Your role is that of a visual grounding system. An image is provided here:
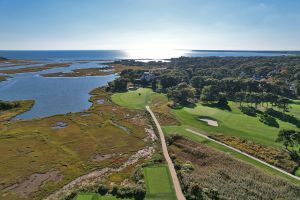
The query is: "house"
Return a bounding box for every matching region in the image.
[141,72,155,82]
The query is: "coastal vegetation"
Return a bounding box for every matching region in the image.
[41,64,143,77]
[0,63,71,74]
[168,136,300,199]
[0,57,8,61]
[0,75,8,81]
[0,88,152,200]
[0,100,34,121]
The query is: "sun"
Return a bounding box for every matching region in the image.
[125,48,187,60]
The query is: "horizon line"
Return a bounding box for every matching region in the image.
[0,49,300,52]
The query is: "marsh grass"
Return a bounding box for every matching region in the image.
[169,137,300,200]
[0,88,149,200]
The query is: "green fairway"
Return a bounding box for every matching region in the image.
[111,88,167,109]
[143,165,177,200]
[171,101,300,148]
[163,125,300,185]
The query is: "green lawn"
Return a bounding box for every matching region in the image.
[111,88,167,109]
[143,165,177,200]
[171,101,300,148]
[75,193,130,200]
[163,125,300,185]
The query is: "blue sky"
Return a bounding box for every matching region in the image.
[0,0,299,50]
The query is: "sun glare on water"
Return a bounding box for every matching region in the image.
[125,49,188,60]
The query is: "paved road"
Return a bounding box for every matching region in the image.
[186,128,300,182]
[146,106,186,200]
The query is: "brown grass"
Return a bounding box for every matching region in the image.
[0,63,70,74]
[169,137,300,200]
[211,134,298,173]
[0,88,150,200]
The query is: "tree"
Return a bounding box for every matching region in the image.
[167,83,195,104]
[235,92,245,106]
[108,78,128,92]
[200,85,219,103]
[97,184,108,195]
[151,79,157,91]
[276,129,300,151]
[276,97,292,112]
[276,129,300,165]
[159,71,187,90]
[217,95,228,108]
[191,76,205,90]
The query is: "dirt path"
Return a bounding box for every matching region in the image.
[146,106,186,200]
[185,128,300,182]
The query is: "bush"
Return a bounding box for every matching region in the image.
[259,114,279,127]
[132,167,144,183]
[133,186,146,200]
[151,152,164,163]
[239,106,257,117]
[116,186,134,198]
[0,101,20,110]
[97,184,108,195]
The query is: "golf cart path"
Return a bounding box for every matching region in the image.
[185,128,300,182]
[146,106,186,200]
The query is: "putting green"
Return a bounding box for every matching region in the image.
[111,88,167,109]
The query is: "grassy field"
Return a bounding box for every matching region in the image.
[143,165,176,200]
[171,101,300,148]
[0,88,149,200]
[112,88,167,110]
[75,193,131,200]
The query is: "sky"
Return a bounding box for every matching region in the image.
[0,0,300,50]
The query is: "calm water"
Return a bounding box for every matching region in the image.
[0,50,297,120]
[0,61,116,119]
[0,50,295,61]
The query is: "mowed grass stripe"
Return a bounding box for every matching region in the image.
[143,165,177,200]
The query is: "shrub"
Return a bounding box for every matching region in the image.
[132,167,144,183]
[116,186,134,198]
[259,114,279,128]
[133,186,146,200]
[151,152,164,163]
[97,184,108,195]
[239,106,257,116]
[0,101,20,110]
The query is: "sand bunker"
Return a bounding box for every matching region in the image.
[199,118,219,127]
